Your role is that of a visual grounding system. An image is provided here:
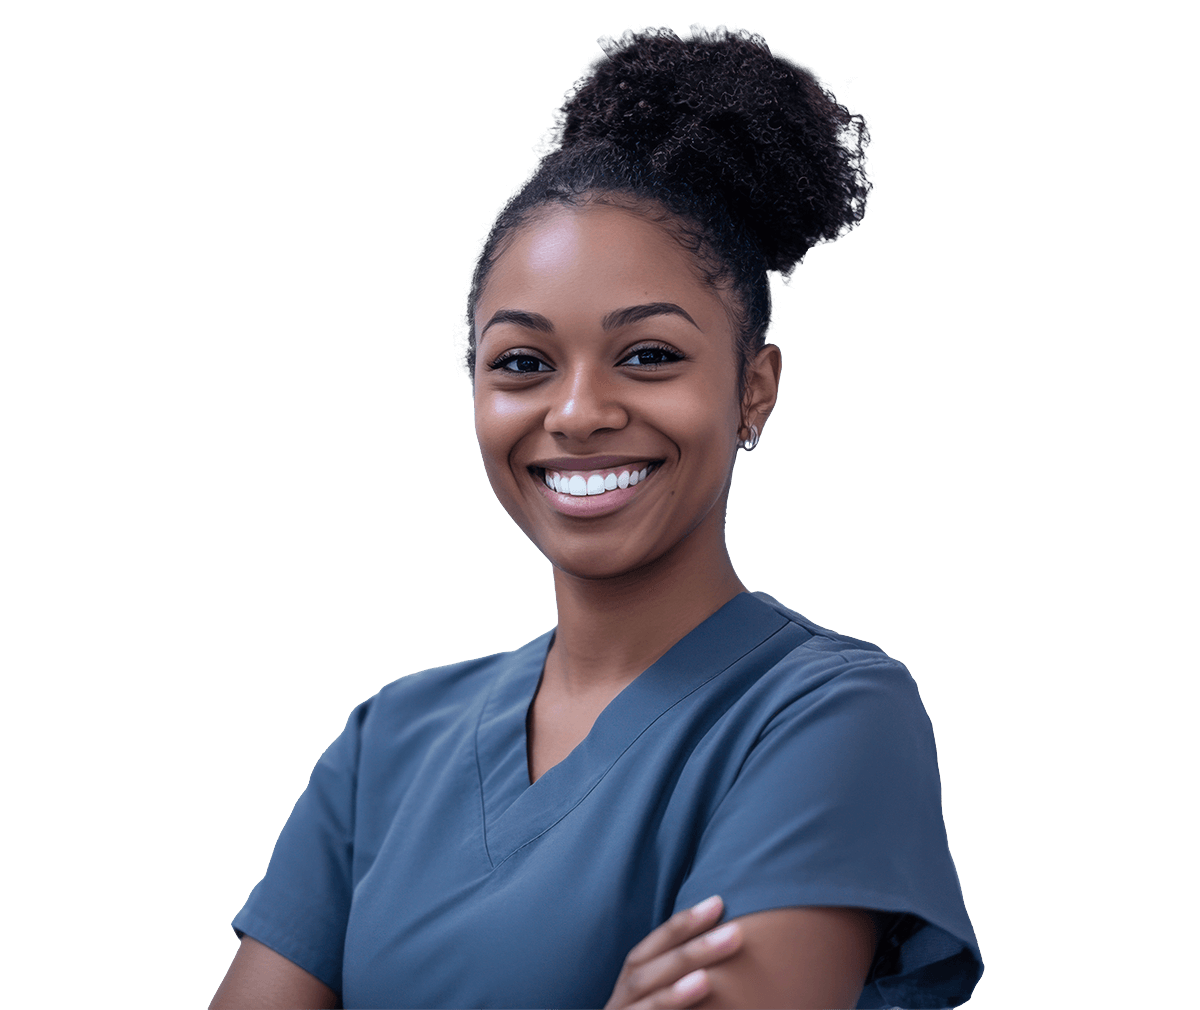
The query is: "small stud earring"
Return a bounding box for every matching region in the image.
[739,424,760,451]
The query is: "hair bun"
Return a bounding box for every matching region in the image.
[558,27,869,272]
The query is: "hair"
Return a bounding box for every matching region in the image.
[466,27,869,383]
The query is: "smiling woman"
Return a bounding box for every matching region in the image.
[212,28,982,1010]
[474,203,767,578]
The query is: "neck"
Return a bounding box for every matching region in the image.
[546,524,746,699]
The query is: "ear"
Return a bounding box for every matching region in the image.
[740,343,782,438]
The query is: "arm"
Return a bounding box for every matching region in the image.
[696,907,876,1010]
[210,936,339,1010]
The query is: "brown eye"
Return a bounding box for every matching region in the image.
[493,354,551,373]
[621,345,683,367]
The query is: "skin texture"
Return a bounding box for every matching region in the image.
[603,899,876,1010]
[210,936,338,1009]
[695,908,877,1009]
[474,203,782,787]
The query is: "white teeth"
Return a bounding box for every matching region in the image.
[543,465,654,496]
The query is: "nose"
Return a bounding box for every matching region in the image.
[544,363,629,442]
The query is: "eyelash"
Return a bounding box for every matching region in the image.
[487,343,685,374]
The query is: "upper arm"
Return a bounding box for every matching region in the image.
[696,907,876,1010]
[210,936,340,1010]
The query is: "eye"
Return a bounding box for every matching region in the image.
[490,352,552,374]
[620,344,684,367]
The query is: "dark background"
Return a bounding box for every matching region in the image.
[194,21,984,998]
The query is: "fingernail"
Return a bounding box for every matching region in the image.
[673,969,707,995]
[705,921,734,945]
[692,895,722,918]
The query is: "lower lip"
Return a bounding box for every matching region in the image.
[533,470,655,518]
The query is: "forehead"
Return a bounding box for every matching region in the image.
[476,203,735,337]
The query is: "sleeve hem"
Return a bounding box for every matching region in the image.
[231,907,342,996]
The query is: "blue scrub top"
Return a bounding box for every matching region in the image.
[234,592,982,1008]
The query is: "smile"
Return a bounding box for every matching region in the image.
[538,463,655,497]
[530,458,667,515]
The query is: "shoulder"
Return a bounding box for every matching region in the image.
[752,591,890,656]
[747,592,925,717]
[360,630,552,729]
[724,593,940,780]
[310,630,552,805]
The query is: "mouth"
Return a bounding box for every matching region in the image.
[532,461,661,497]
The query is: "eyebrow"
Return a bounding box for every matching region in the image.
[479,302,700,339]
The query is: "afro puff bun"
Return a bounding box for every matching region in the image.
[561,28,869,274]
[467,28,869,375]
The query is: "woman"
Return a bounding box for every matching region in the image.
[213,28,981,1009]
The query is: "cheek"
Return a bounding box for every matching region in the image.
[661,375,742,457]
[474,390,535,482]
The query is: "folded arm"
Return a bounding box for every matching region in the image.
[695,906,876,1010]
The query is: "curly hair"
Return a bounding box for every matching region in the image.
[466,27,869,380]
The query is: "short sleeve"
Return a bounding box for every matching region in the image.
[231,699,370,995]
[673,651,982,1009]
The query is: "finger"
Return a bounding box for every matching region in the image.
[622,896,725,967]
[622,920,743,1003]
[619,921,739,1007]
[670,968,711,1006]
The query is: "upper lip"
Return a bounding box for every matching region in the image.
[530,455,660,471]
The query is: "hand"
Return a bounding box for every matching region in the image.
[604,895,743,1009]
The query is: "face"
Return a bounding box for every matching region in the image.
[473,202,761,581]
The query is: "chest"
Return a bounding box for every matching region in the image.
[525,679,624,784]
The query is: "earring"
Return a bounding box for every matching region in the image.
[739,424,760,451]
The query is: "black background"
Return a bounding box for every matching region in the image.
[196,21,984,998]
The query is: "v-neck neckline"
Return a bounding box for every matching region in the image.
[520,662,624,786]
[472,592,790,867]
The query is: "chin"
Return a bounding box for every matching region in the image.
[542,542,656,583]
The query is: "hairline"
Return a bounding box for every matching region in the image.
[469,191,750,386]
